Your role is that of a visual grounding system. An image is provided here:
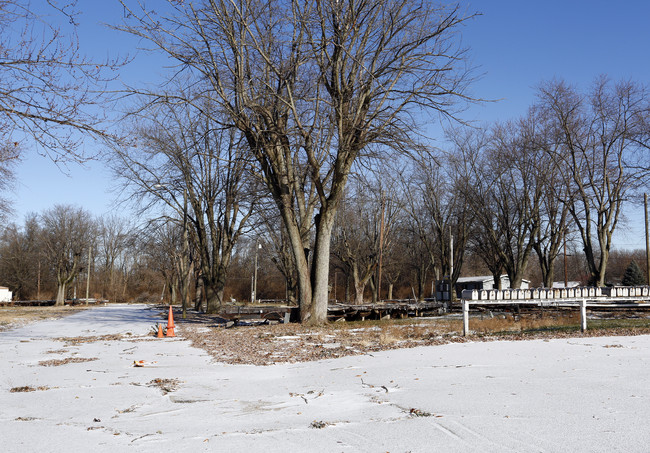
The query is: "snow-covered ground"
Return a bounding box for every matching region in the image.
[1,304,649,452]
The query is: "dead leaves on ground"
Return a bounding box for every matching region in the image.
[38,357,98,367]
[10,385,50,393]
[147,378,181,395]
[183,316,650,366]
[53,334,125,345]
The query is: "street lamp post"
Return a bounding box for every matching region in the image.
[181,186,188,319]
[252,241,261,304]
[85,245,91,305]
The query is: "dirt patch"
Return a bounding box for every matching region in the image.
[147,378,181,395]
[38,357,98,367]
[10,385,50,393]
[54,334,125,345]
[0,306,88,331]
[179,312,650,366]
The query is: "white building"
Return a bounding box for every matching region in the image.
[456,275,530,291]
[436,275,530,301]
[551,281,580,289]
[0,286,12,302]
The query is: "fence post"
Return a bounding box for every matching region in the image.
[580,299,587,332]
[463,300,469,337]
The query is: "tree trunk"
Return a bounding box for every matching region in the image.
[369,277,377,304]
[543,259,555,288]
[387,283,393,301]
[56,283,67,306]
[276,199,313,322]
[306,211,336,324]
[170,278,178,304]
[194,279,204,312]
[354,282,365,305]
[345,273,350,303]
[493,272,502,290]
[597,247,609,287]
[204,259,230,314]
[205,277,225,314]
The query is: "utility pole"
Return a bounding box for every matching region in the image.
[377,192,385,302]
[449,225,454,301]
[564,231,569,288]
[85,246,92,305]
[643,193,650,285]
[449,226,454,280]
[37,261,41,301]
[253,241,261,304]
[182,187,189,319]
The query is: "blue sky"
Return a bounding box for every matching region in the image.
[10,0,650,249]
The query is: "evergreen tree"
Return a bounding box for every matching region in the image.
[621,261,646,286]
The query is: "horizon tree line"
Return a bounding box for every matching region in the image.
[1,1,650,321]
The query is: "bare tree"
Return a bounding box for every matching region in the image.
[113,100,257,313]
[0,139,19,221]
[452,122,542,289]
[331,175,398,305]
[537,77,650,286]
[400,150,473,298]
[40,205,95,305]
[1,1,124,162]
[138,221,185,305]
[96,215,135,302]
[0,215,39,299]
[528,108,572,287]
[118,0,475,324]
[488,120,543,288]
[258,208,300,305]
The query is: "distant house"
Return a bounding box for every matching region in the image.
[451,275,530,299]
[0,286,12,302]
[551,281,580,289]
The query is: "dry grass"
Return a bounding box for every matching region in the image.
[180,309,650,366]
[0,306,88,331]
[38,357,98,367]
[147,378,181,395]
[53,334,125,345]
[10,385,49,393]
[470,311,580,333]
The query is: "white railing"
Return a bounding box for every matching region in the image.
[460,285,650,336]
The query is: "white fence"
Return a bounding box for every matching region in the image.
[460,286,650,337]
[461,286,650,301]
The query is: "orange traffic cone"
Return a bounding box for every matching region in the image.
[156,323,164,338]
[166,306,176,337]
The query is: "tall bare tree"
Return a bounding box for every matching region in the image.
[96,215,135,302]
[537,77,650,286]
[400,151,473,298]
[113,100,257,313]
[1,1,123,162]
[118,0,475,324]
[0,139,19,219]
[138,221,185,305]
[40,205,95,305]
[332,175,398,305]
[452,122,542,289]
[527,107,572,287]
[0,215,39,299]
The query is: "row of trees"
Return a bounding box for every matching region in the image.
[1,191,645,309]
[1,1,649,323]
[0,207,134,304]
